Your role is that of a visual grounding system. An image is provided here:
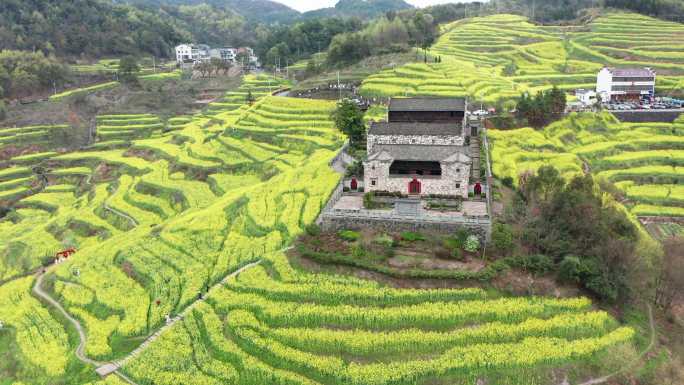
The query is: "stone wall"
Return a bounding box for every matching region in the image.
[367,134,465,153]
[364,159,470,197]
[612,110,683,123]
[388,111,465,124]
[320,214,491,243]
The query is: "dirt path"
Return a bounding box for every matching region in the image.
[573,304,656,385]
[32,271,105,367]
[100,260,263,376]
[103,193,138,228]
[32,258,264,380]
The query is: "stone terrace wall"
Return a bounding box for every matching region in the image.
[320,212,491,243]
[612,110,683,123]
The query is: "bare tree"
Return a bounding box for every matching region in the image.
[655,237,684,311]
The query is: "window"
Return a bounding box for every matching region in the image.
[371,165,375,170]
[455,183,460,189]
[456,168,461,173]
[371,179,377,186]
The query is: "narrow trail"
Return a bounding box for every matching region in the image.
[573,304,656,385]
[108,260,262,373]
[32,271,105,367]
[31,258,264,380]
[103,193,139,228]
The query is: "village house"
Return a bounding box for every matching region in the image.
[363,98,474,198]
[175,44,259,67]
[597,67,656,102]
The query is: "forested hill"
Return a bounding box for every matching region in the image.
[303,0,413,19]
[126,0,302,24]
[0,0,185,58]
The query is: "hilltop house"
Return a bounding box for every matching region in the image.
[363,98,473,198]
[597,67,656,102]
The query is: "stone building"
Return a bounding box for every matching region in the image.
[364,98,472,198]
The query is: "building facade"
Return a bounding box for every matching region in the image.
[597,67,656,102]
[210,47,237,62]
[175,44,211,64]
[364,98,472,198]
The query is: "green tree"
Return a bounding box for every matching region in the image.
[0,100,6,121]
[118,56,140,84]
[331,99,365,149]
[491,222,514,255]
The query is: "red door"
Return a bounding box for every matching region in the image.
[474,182,482,195]
[409,178,421,194]
[350,178,358,190]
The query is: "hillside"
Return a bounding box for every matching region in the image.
[304,0,413,19]
[127,0,302,24]
[361,12,684,103]
[2,7,684,385]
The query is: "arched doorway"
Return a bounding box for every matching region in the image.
[350,178,358,190]
[409,178,421,194]
[474,182,482,195]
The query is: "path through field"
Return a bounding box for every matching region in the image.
[32,258,267,379]
[574,304,656,385]
[32,271,105,367]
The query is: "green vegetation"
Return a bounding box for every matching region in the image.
[0,50,69,99]
[361,13,684,104]
[489,112,684,217]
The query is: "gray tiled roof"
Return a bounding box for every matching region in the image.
[389,97,466,112]
[369,122,462,136]
[372,144,469,162]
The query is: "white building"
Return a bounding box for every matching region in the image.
[596,67,656,102]
[210,47,237,62]
[175,44,211,64]
[575,89,597,106]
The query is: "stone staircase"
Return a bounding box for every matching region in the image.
[470,135,481,181]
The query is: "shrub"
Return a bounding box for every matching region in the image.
[558,255,586,283]
[508,254,554,275]
[373,234,394,247]
[464,235,480,253]
[351,243,367,257]
[338,230,360,242]
[0,100,6,121]
[363,192,377,209]
[502,176,514,188]
[305,223,321,237]
[400,231,425,242]
[452,247,465,261]
[454,228,469,245]
[491,222,514,255]
[443,237,462,251]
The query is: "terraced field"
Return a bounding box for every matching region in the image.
[121,254,634,385]
[1,68,635,384]
[489,112,684,218]
[361,13,684,104]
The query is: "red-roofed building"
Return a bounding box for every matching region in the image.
[597,67,656,102]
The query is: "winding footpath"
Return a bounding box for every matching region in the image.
[31,259,263,381]
[32,272,105,367]
[574,304,656,385]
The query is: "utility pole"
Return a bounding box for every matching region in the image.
[337,71,341,101]
[152,56,156,73]
[531,0,536,22]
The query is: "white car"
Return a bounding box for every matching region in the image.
[472,109,488,116]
